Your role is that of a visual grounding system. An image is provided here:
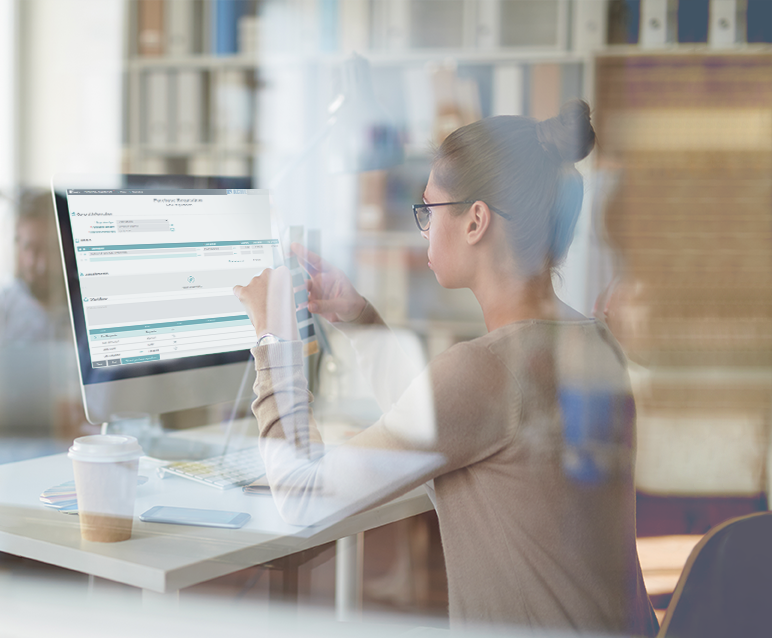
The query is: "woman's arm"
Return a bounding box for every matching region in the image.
[252,338,519,528]
[235,262,519,527]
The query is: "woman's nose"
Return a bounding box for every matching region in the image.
[420,229,429,241]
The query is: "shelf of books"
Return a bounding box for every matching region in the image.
[123,0,262,176]
[122,0,607,175]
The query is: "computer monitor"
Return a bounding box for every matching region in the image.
[52,174,277,426]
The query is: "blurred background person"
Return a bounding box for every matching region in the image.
[0,188,82,457]
[0,188,67,344]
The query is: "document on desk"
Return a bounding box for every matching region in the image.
[39,476,149,515]
[242,475,271,495]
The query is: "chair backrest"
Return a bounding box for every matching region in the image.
[658,511,772,638]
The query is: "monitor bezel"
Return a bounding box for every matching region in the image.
[53,173,259,387]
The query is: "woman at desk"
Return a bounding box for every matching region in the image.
[234,99,658,636]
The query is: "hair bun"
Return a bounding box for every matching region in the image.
[535,99,596,164]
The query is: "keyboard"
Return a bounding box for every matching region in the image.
[159,446,266,490]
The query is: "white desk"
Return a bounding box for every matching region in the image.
[0,451,433,615]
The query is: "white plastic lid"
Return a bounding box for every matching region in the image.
[68,434,143,463]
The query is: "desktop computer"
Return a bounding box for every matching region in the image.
[52,174,273,426]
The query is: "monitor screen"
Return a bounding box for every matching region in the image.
[53,174,276,423]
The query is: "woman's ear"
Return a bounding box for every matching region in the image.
[465,201,491,245]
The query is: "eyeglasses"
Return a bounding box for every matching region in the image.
[412,200,510,232]
[412,201,474,232]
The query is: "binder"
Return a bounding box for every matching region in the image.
[572,0,608,52]
[371,0,408,50]
[492,65,524,117]
[340,0,370,53]
[238,14,260,55]
[138,0,164,56]
[475,0,500,49]
[640,0,668,47]
[175,70,203,147]
[166,0,195,56]
[214,69,252,145]
[319,0,339,52]
[709,0,737,48]
[746,0,772,43]
[677,0,709,42]
[145,69,170,147]
[530,64,562,121]
[212,0,250,55]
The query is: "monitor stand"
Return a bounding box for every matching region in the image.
[141,435,220,461]
[101,415,222,462]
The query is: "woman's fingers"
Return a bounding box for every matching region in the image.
[290,242,326,276]
[307,297,346,316]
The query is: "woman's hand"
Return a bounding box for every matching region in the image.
[233,266,299,342]
[291,243,366,323]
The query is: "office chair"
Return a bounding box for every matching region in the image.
[657,511,772,638]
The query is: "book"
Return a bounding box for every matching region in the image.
[607,0,642,45]
[492,65,524,116]
[475,0,500,49]
[137,0,164,56]
[409,0,464,49]
[144,69,170,147]
[529,64,561,121]
[212,0,250,55]
[746,0,772,43]
[640,0,669,48]
[166,0,195,56]
[677,0,709,43]
[370,0,408,50]
[340,0,369,53]
[238,13,260,55]
[319,0,340,52]
[709,0,738,48]
[499,0,561,48]
[214,68,253,145]
[404,65,434,149]
[572,0,608,52]
[175,70,204,146]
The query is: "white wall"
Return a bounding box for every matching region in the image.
[18,0,124,187]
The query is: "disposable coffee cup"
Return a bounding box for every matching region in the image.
[68,435,143,542]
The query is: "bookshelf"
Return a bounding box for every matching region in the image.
[121,0,606,174]
[120,1,608,348]
[120,1,772,348]
[123,0,261,176]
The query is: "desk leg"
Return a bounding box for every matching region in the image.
[335,532,364,621]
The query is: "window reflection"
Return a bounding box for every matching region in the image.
[1,1,770,634]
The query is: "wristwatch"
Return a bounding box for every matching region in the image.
[257,333,286,347]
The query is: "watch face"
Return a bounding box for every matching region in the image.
[258,333,281,346]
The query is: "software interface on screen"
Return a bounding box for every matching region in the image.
[66,188,277,370]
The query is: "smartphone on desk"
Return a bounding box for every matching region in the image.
[140,506,250,529]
